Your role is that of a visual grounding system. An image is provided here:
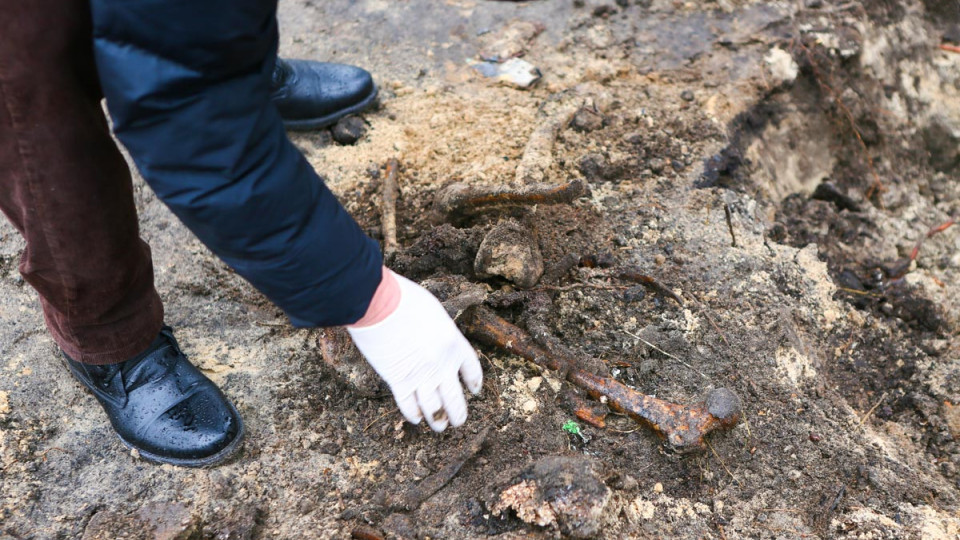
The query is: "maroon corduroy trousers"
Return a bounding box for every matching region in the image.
[0,0,164,365]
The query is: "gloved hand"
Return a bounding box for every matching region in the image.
[347,271,483,431]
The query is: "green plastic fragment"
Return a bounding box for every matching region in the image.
[562,420,581,436]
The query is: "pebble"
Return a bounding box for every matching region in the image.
[648,157,667,174]
[653,482,663,493]
[680,90,695,102]
[570,106,605,132]
[332,116,366,145]
[578,153,607,180]
[474,219,544,288]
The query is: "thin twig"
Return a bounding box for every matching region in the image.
[617,270,685,306]
[362,409,394,433]
[859,391,887,425]
[706,439,742,487]
[534,282,628,292]
[837,287,880,297]
[795,39,885,200]
[386,426,491,511]
[723,204,738,248]
[623,330,709,380]
[908,216,956,262]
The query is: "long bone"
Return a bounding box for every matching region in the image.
[459,306,741,452]
[433,179,587,221]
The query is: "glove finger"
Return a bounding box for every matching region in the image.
[395,392,423,425]
[457,343,484,395]
[417,387,449,432]
[439,377,468,427]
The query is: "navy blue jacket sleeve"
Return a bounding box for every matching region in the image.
[89,0,382,327]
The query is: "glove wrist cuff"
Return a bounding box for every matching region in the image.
[348,266,401,328]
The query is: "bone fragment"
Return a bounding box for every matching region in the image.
[460,306,741,452]
[516,106,577,184]
[382,158,401,260]
[433,179,587,221]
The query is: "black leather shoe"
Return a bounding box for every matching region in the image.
[64,327,243,468]
[271,58,379,131]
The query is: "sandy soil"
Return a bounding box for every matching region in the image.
[2,0,960,538]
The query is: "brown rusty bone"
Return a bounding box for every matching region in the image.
[433,178,588,221]
[460,306,741,452]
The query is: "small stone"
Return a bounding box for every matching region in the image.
[653,482,663,493]
[648,157,667,174]
[680,90,695,102]
[297,498,316,515]
[332,116,367,145]
[474,219,545,288]
[764,47,799,86]
[623,132,644,145]
[592,5,617,17]
[811,181,861,212]
[614,474,639,491]
[835,269,865,291]
[570,106,605,132]
[578,153,607,180]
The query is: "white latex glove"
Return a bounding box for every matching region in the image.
[347,271,483,431]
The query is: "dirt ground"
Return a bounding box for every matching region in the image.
[3,0,960,538]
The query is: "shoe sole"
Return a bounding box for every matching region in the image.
[282,85,379,131]
[115,400,246,468]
